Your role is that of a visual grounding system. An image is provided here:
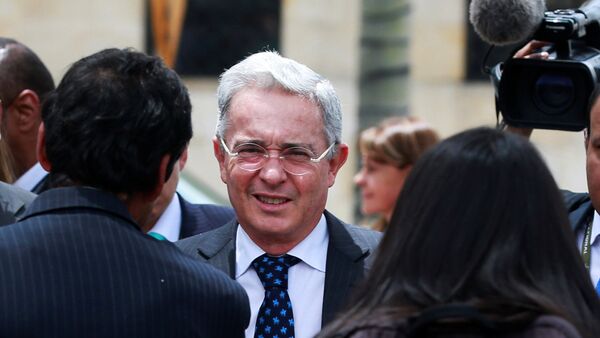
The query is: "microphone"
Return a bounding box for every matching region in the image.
[469,0,546,45]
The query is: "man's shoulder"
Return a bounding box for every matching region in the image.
[176,220,236,257]
[178,194,235,238]
[0,182,35,204]
[561,190,591,211]
[561,190,593,231]
[0,182,36,212]
[325,210,382,251]
[339,222,382,247]
[0,182,36,225]
[179,195,235,220]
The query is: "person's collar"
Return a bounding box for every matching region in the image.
[148,194,182,242]
[287,214,328,272]
[14,162,47,191]
[235,214,329,278]
[592,210,600,245]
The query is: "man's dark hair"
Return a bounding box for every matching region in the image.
[0,37,55,106]
[42,48,192,195]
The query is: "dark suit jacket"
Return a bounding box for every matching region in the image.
[562,190,593,232]
[176,210,381,326]
[0,181,35,226]
[0,187,249,338]
[178,193,235,239]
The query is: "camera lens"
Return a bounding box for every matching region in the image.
[533,74,575,115]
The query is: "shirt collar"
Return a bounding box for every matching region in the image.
[14,162,48,191]
[592,210,600,245]
[148,194,182,242]
[235,213,329,278]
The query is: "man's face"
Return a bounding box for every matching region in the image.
[215,86,347,253]
[141,149,187,232]
[587,99,600,211]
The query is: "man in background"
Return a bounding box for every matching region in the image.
[0,37,54,191]
[0,88,35,225]
[510,42,600,294]
[0,48,249,336]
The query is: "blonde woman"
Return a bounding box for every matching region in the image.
[354,116,439,231]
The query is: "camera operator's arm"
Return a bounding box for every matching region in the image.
[504,40,551,139]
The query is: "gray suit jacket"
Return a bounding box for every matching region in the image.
[176,210,381,326]
[0,181,36,226]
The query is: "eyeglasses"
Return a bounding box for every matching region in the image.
[219,138,336,176]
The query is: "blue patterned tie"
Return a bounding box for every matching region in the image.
[252,254,300,338]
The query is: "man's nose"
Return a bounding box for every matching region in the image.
[258,155,287,184]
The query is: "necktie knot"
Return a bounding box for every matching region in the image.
[252,254,300,290]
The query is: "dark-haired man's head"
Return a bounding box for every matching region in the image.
[38,48,192,224]
[0,37,54,178]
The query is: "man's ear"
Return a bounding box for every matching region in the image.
[145,154,170,202]
[37,122,51,171]
[11,90,41,132]
[327,143,349,188]
[178,146,189,171]
[213,137,228,184]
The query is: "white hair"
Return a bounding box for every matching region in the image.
[215,51,342,154]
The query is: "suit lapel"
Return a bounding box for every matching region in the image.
[194,219,238,278]
[187,210,374,324]
[321,211,372,325]
[569,200,594,232]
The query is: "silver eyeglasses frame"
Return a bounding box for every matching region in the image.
[219,137,336,175]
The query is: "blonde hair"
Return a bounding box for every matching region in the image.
[0,139,16,183]
[359,116,439,168]
[358,116,439,231]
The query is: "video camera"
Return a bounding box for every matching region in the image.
[491,1,600,131]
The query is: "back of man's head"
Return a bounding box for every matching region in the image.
[0,37,54,107]
[41,48,192,195]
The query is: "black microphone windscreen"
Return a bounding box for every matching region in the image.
[469,0,546,45]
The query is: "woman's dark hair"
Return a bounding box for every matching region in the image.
[41,48,192,195]
[320,127,600,337]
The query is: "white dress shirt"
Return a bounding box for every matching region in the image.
[577,210,600,288]
[236,214,329,338]
[14,162,47,192]
[148,195,182,242]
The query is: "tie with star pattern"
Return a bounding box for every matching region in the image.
[252,254,300,338]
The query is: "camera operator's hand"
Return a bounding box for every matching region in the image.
[513,40,551,60]
[503,40,552,139]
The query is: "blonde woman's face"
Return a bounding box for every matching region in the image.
[354,155,411,221]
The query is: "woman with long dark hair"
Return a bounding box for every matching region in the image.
[319,127,600,338]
